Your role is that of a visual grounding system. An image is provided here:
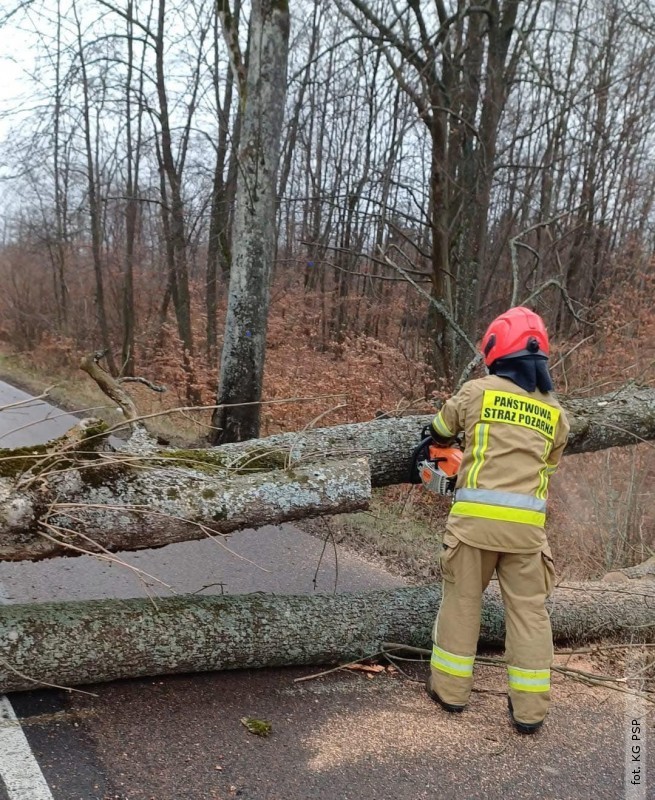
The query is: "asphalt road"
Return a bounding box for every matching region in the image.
[0,380,649,799]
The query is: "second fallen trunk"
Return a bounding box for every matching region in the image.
[1,580,652,693]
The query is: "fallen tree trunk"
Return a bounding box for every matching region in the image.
[1,382,654,560]
[0,457,370,561]
[603,555,655,582]
[1,580,653,693]
[213,383,655,486]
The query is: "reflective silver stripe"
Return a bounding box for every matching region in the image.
[508,674,550,689]
[431,645,475,678]
[507,665,551,693]
[455,488,546,513]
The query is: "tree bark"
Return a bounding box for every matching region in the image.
[120,0,143,377]
[1,580,652,694]
[212,383,655,487]
[211,0,290,444]
[205,0,239,359]
[0,457,370,562]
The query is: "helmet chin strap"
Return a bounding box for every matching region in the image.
[489,355,554,393]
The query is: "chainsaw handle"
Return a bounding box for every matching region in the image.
[424,422,465,448]
[408,435,434,484]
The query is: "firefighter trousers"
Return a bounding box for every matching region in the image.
[428,533,555,726]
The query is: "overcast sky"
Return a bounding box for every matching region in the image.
[0,12,41,188]
[0,23,30,225]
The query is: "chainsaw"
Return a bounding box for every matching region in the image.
[410,426,463,496]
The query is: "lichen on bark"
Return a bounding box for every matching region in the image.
[1,579,652,693]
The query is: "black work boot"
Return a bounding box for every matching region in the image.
[508,698,543,734]
[425,678,466,713]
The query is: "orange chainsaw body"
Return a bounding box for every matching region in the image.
[426,444,462,477]
[418,445,463,495]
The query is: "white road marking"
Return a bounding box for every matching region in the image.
[0,388,62,799]
[0,585,55,800]
[0,697,55,800]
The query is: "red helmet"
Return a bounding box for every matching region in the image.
[480,306,549,367]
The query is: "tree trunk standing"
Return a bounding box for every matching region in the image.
[52,0,69,330]
[206,0,242,358]
[560,7,617,337]
[277,0,320,206]
[339,1,541,382]
[121,0,141,376]
[74,1,117,375]
[451,1,523,376]
[1,579,652,694]
[211,0,290,444]
[153,0,201,402]
[155,134,177,330]
[448,8,486,375]
[333,44,377,341]
[427,109,453,376]
[205,0,237,359]
[364,84,405,339]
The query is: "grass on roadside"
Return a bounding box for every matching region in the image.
[0,352,211,446]
[300,486,451,584]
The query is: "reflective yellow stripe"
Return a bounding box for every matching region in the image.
[432,412,453,438]
[450,501,545,527]
[466,423,490,489]
[431,645,474,678]
[508,666,551,693]
[536,439,552,500]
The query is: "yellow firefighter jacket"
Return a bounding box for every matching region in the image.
[432,374,570,553]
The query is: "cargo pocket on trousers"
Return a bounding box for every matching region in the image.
[439,533,460,584]
[541,546,556,598]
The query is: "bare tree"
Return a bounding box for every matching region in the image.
[210,0,290,443]
[73,0,118,374]
[205,0,241,359]
[334,1,543,378]
[51,0,70,329]
[2,0,655,401]
[153,0,207,398]
[120,0,146,375]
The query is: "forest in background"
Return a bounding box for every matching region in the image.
[1,0,654,576]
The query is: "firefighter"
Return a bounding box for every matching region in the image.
[425,306,570,733]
